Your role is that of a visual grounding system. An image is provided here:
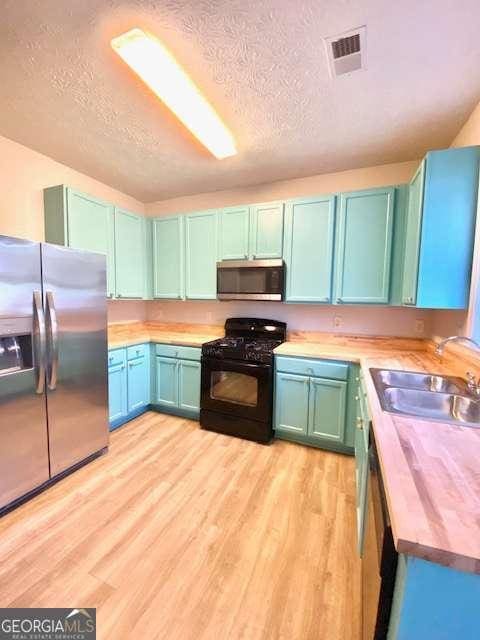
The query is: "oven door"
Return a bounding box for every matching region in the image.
[201,356,273,422]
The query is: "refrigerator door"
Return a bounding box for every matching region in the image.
[41,242,109,476]
[0,235,50,509]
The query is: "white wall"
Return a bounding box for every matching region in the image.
[144,160,418,216]
[0,134,145,242]
[146,300,431,337]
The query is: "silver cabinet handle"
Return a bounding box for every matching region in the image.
[46,291,59,391]
[33,291,46,395]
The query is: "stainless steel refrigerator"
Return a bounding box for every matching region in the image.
[0,235,109,511]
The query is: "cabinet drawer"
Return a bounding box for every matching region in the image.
[127,343,147,361]
[275,356,348,381]
[155,343,201,361]
[108,348,126,368]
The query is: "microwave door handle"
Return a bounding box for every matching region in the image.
[46,291,59,391]
[33,291,46,394]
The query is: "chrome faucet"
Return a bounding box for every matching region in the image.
[435,336,480,396]
[434,335,480,357]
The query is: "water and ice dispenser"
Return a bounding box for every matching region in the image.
[0,320,33,377]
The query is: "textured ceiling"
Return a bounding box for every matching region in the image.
[1,0,480,202]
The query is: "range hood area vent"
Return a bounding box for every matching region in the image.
[325,26,366,77]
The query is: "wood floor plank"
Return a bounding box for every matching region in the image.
[0,412,360,639]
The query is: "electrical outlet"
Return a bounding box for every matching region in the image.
[414,319,425,334]
[333,316,343,329]
[206,311,213,322]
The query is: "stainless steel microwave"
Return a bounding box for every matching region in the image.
[216,259,285,301]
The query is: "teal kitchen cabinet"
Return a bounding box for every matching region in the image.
[152,215,184,299]
[335,187,395,304]
[218,206,250,260]
[178,360,201,412]
[249,202,284,259]
[402,162,425,306]
[274,356,353,453]
[114,208,146,299]
[355,372,370,556]
[44,186,116,297]
[153,344,201,417]
[218,201,284,261]
[108,352,128,426]
[185,210,218,299]
[155,357,178,408]
[401,146,480,309]
[284,195,336,302]
[108,344,150,430]
[127,345,150,413]
[274,373,310,435]
[309,378,347,443]
[387,555,480,640]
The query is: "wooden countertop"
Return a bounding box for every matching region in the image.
[108,323,480,573]
[108,322,223,349]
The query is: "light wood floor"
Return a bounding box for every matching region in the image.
[0,412,360,639]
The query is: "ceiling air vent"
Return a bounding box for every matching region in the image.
[324,26,366,77]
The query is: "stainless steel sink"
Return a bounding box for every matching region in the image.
[382,387,480,427]
[373,369,467,394]
[370,368,480,428]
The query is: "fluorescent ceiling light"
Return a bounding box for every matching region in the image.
[111,28,237,159]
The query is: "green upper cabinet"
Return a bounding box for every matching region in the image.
[185,210,218,299]
[114,208,146,299]
[335,187,395,304]
[152,215,184,299]
[218,201,284,261]
[401,147,480,309]
[249,202,284,259]
[218,206,250,260]
[284,195,336,303]
[44,186,115,297]
[402,162,425,305]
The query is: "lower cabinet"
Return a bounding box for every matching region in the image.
[108,344,150,430]
[153,344,201,416]
[108,357,128,424]
[274,356,354,453]
[355,372,370,556]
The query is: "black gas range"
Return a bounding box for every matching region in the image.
[200,318,287,443]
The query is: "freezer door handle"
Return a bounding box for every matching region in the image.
[46,291,59,391]
[33,290,46,394]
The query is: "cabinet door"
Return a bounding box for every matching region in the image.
[66,189,115,298]
[218,206,250,260]
[127,357,149,413]
[308,378,347,443]
[249,202,284,259]
[108,362,128,422]
[402,161,425,305]
[153,216,184,299]
[178,359,201,412]
[185,211,218,299]
[155,357,178,407]
[335,188,395,304]
[284,196,336,302]
[274,373,309,436]
[354,419,369,555]
[114,208,146,299]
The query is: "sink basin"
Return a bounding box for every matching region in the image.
[382,387,480,427]
[373,369,467,394]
